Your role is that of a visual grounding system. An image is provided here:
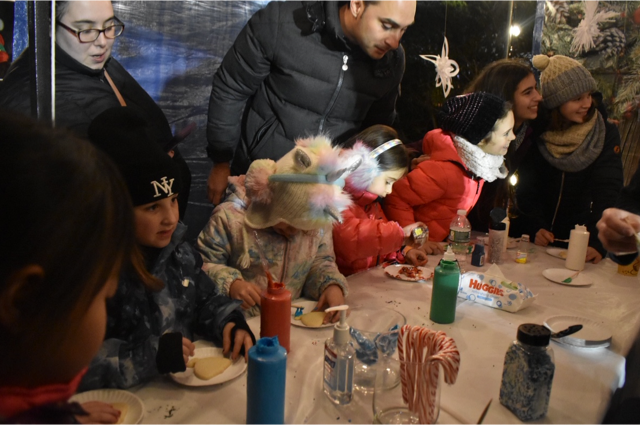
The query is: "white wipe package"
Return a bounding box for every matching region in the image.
[458,264,536,313]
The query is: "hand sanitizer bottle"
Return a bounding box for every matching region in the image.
[323,305,355,405]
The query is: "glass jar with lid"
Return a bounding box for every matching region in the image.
[499,324,555,421]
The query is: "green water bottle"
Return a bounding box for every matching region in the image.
[430,246,461,324]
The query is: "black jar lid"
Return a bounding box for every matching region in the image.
[517,324,551,346]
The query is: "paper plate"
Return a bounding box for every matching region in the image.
[291,299,332,328]
[384,264,434,282]
[542,268,593,286]
[544,315,612,348]
[70,389,144,424]
[171,347,247,386]
[546,248,568,259]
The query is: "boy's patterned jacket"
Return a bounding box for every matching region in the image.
[79,223,245,390]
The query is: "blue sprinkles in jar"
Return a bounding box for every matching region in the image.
[499,324,555,421]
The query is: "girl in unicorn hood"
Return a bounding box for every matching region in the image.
[197,135,351,323]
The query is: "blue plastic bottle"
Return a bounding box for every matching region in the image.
[246,336,287,424]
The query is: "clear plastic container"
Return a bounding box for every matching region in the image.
[449,209,471,263]
[373,358,443,424]
[515,234,530,264]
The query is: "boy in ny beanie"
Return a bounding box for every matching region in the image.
[197,135,352,322]
[384,92,516,242]
[80,107,255,392]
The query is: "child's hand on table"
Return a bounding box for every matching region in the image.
[422,241,444,255]
[230,279,262,309]
[405,248,428,266]
[182,337,195,365]
[315,284,345,324]
[223,322,254,362]
[76,401,121,424]
[586,247,602,264]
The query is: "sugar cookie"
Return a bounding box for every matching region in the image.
[186,357,198,368]
[300,311,326,327]
[193,357,232,380]
[111,402,129,425]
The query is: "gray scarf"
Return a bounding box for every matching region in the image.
[453,136,508,182]
[538,111,606,172]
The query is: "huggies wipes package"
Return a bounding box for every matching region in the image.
[458,264,536,312]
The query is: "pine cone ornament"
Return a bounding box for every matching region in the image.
[546,1,570,24]
[594,27,625,57]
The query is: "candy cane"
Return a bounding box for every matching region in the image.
[398,325,410,404]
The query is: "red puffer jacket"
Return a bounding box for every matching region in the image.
[333,181,404,276]
[383,129,484,242]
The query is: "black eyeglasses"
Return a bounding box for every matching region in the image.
[57,19,125,43]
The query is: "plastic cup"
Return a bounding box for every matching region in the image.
[348,308,406,392]
[373,358,442,424]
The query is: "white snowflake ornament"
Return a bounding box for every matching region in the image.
[570,0,618,55]
[420,37,460,98]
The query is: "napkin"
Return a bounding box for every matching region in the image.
[458,264,536,313]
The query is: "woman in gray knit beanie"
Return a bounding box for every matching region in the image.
[511,54,624,264]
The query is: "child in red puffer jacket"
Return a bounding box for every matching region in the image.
[333,125,432,276]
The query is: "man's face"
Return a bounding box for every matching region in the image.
[350,1,416,60]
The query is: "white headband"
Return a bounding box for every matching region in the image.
[368,139,402,159]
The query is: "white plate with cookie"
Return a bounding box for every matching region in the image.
[70,389,144,424]
[171,347,247,387]
[546,248,568,259]
[291,299,332,328]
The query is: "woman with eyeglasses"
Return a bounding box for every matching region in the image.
[0,0,191,218]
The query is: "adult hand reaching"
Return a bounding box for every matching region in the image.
[207,162,231,204]
[585,247,602,264]
[597,208,640,253]
[535,229,554,246]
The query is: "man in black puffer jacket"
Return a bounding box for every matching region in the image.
[206,0,416,204]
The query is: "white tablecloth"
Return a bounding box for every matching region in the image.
[130,247,640,424]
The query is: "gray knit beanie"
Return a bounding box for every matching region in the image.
[532,54,597,109]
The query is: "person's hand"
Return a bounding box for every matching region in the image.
[222,322,254,362]
[535,229,554,246]
[421,241,445,255]
[76,401,121,424]
[168,150,175,158]
[315,284,345,324]
[405,248,428,266]
[586,247,603,264]
[229,279,262,309]
[182,337,195,366]
[207,162,231,205]
[410,154,430,170]
[402,222,427,246]
[597,208,640,253]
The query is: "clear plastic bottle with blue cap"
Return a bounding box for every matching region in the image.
[323,305,355,405]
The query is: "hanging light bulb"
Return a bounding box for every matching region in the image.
[510,25,521,37]
[509,174,518,186]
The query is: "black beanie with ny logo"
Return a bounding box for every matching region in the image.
[88,107,182,206]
